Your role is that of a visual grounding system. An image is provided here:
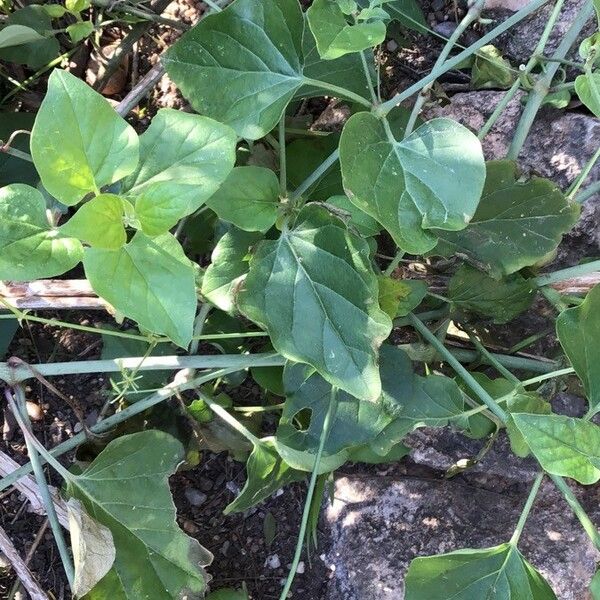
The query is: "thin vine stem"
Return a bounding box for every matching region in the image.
[302,77,372,108]
[7,387,75,588]
[509,472,544,546]
[279,387,338,600]
[0,367,241,492]
[359,50,378,104]
[383,250,404,276]
[279,116,288,198]
[568,146,600,199]
[464,326,520,384]
[534,259,600,287]
[521,367,575,387]
[289,148,339,201]
[576,180,600,203]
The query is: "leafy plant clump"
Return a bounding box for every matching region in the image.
[1,0,600,598]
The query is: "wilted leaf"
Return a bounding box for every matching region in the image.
[471,45,516,89]
[340,113,485,253]
[238,204,391,402]
[378,276,427,318]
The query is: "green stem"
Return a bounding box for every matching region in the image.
[196,390,260,445]
[465,327,520,384]
[535,56,585,70]
[383,250,404,276]
[279,115,287,197]
[359,50,378,104]
[378,0,552,115]
[567,147,600,199]
[0,145,32,162]
[508,2,594,159]
[8,387,74,588]
[189,303,212,355]
[289,148,339,201]
[509,472,544,546]
[202,0,222,11]
[302,77,372,108]
[404,0,484,138]
[409,313,509,421]
[0,367,239,492]
[534,259,600,287]
[478,0,566,139]
[575,180,600,204]
[279,387,338,600]
[521,367,575,387]
[0,353,284,384]
[91,0,189,29]
[550,474,600,550]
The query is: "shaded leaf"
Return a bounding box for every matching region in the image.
[202,229,262,313]
[121,109,236,236]
[512,413,600,484]
[60,194,126,249]
[67,498,116,598]
[31,70,138,206]
[404,543,556,600]
[238,204,391,401]
[225,438,304,513]
[378,276,427,318]
[379,0,427,33]
[0,24,43,47]
[448,265,535,324]
[576,72,600,118]
[556,284,600,414]
[67,431,212,599]
[471,45,516,89]
[307,0,385,60]
[340,113,485,253]
[436,161,579,278]
[84,232,196,347]
[326,194,381,237]
[205,166,279,232]
[207,588,250,600]
[0,113,38,187]
[164,0,304,139]
[0,184,83,281]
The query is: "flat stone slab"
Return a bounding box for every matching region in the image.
[324,475,600,599]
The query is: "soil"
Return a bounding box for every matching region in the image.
[0,0,596,599]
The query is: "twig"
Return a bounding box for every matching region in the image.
[115,62,165,116]
[0,525,49,600]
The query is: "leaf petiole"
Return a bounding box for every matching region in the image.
[509,472,544,546]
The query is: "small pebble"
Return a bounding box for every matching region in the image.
[386,40,399,52]
[265,554,281,569]
[184,488,208,507]
[297,561,305,574]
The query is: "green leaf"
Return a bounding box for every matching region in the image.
[202,229,261,313]
[0,184,83,281]
[512,413,600,485]
[31,70,139,207]
[164,0,305,139]
[556,284,600,414]
[300,23,373,100]
[205,166,279,232]
[0,24,44,47]
[224,437,304,513]
[66,431,212,599]
[0,6,59,68]
[287,134,343,201]
[327,194,381,237]
[0,113,38,187]
[404,543,557,600]
[448,265,535,324]
[378,276,427,318]
[66,21,94,43]
[505,391,551,458]
[340,113,485,253]
[307,0,385,60]
[121,109,236,236]
[238,204,391,401]
[435,161,580,278]
[83,232,196,347]
[591,568,600,600]
[207,589,250,600]
[60,194,126,249]
[383,0,427,33]
[471,45,516,89]
[576,72,600,118]
[43,5,68,17]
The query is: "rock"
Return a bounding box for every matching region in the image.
[487,0,595,65]
[324,475,600,600]
[425,90,600,262]
[484,0,529,9]
[184,488,208,507]
[265,554,281,569]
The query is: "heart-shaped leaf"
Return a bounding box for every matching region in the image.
[164,0,305,139]
[556,284,600,415]
[0,184,83,281]
[405,543,556,600]
[575,72,600,118]
[121,109,236,236]
[66,431,212,599]
[436,161,580,278]
[512,413,600,485]
[238,204,391,401]
[31,70,138,206]
[83,232,196,347]
[340,113,485,253]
